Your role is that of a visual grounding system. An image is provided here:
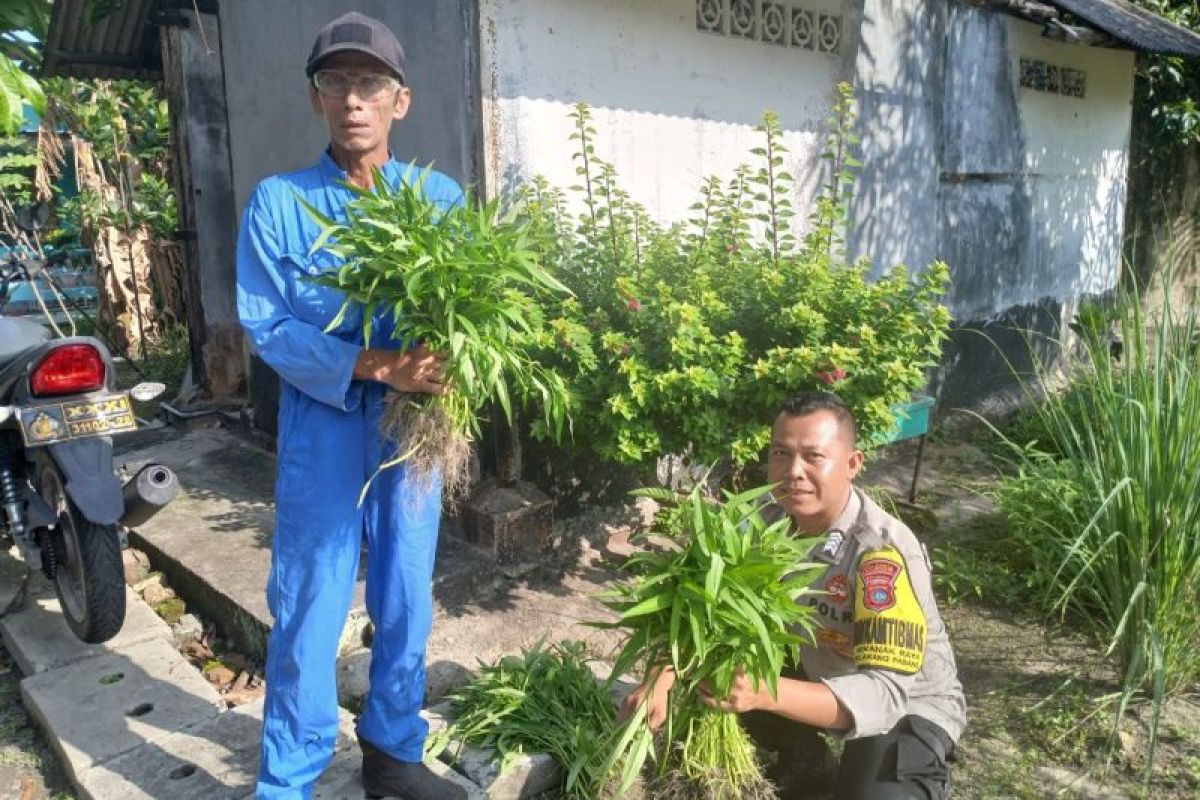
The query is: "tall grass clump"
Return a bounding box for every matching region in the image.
[988,287,1200,767]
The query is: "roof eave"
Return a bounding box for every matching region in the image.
[41,0,162,80]
[982,0,1200,57]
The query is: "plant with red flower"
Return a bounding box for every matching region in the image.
[815,366,848,385]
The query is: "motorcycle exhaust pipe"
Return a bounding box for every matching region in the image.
[119,463,180,529]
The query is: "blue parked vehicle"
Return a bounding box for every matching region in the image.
[1,245,99,320]
[1,275,99,318]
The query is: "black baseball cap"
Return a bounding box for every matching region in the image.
[305,11,406,84]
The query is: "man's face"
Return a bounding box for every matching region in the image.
[766,410,864,534]
[308,51,410,158]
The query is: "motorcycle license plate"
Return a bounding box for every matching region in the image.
[18,394,137,447]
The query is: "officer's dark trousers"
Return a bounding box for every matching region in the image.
[741,709,955,800]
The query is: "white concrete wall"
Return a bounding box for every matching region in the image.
[1009,17,1134,311]
[849,0,945,275]
[479,0,851,223]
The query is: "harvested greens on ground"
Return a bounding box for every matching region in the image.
[424,640,617,800]
[594,484,825,799]
[302,168,573,499]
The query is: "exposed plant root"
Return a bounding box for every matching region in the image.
[638,711,777,800]
[381,393,472,505]
[646,767,777,800]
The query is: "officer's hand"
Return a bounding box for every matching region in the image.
[355,344,449,395]
[698,668,771,714]
[617,666,674,731]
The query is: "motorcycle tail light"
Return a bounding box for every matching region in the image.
[30,344,106,397]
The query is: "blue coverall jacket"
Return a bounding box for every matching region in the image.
[236,151,463,799]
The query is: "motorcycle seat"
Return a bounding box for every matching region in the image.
[0,318,51,367]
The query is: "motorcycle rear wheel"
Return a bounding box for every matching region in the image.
[38,462,125,644]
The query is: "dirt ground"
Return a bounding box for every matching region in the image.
[865,433,1200,800]
[0,642,74,800]
[428,429,1200,799]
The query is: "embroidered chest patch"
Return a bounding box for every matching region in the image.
[825,573,849,605]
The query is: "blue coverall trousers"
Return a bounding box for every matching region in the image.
[258,383,442,796]
[235,153,465,798]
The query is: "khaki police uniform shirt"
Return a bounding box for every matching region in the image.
[777,487,967,742]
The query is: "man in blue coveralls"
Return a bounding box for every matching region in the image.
[236,12,468,800]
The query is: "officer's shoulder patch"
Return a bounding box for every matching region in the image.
[852,547,927,674]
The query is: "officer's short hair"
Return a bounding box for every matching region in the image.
[779,391,858,447]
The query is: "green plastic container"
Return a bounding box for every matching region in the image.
[875,395,935,445]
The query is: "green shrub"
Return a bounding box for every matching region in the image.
[519,84,951,471]
[137,323,190,389]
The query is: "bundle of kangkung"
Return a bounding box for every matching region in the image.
[593,484,824,799]
[302,168,572,500]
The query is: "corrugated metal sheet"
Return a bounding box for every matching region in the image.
[1048,0,1200,56]
[42,0,160,79]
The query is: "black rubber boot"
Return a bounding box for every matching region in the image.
[359,736,468,800]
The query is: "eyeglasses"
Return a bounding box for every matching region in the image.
[312,69,402,100]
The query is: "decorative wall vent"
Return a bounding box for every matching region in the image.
[1020,57,1087,99]
[698,0,842,54]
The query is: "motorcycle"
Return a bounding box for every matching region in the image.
[0,240,179,644]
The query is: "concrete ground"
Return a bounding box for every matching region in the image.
[0,422,987,800]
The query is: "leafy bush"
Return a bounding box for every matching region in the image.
[988,290,1200,768]
[46,78,176,237]
[519,84,951,471]
[1132,0,1200,147]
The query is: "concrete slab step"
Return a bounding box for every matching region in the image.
[75,700,266,800]
[20,636,224,784]
[427,697,568,799]
[75,698,486,800]
[0,571,172,675]
[115,429,496,662]
[446,745,561,800]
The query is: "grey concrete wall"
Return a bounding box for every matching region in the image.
[935,7,1134,408]
[219,0,479,434]
[220,0,479,214]
[938,4,1031,323]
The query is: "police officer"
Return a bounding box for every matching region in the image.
[622,392,966,799]
[237,12,467,800]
